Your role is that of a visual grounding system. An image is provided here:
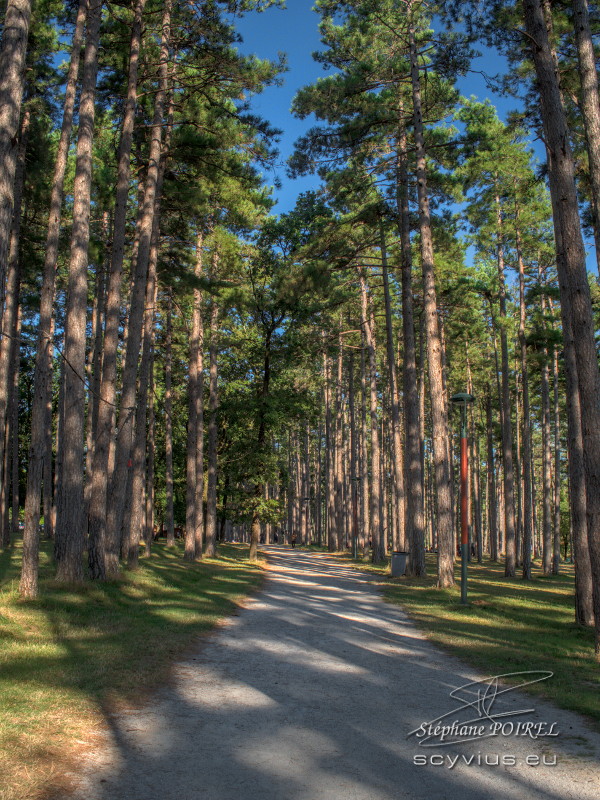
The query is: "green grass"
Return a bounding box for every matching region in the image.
[0,537,264,800]
[343,553,600,726]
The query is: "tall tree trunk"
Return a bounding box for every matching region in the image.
[126,208,158,568]
[87,0,144,580]
[540,307,553,576]
[52,357,65,550]
[84,226,107,519]
[108,0,171,558]
[185,230,205,561]
[125,103,172,562]
[204,251,219,558]
[563,307,594,624]
[165,294,176,547]
[473,422,483,562]
[304,424,311,543]
[0,108,27,548]
[2,303,21,549]
[316,421,323,546]
[360,272,383,563]
[287,430,294,544]
[516,223,534,579]
[334,330,344,550]
[495,195,517,577]
[541,354,553,573]
[571,0,600,277]
[0,0,32,301]
[515,368,523,567]
[54,0,103,584]
[525,0,600,653]
[409,21,453,586]
[380,223,406,553]
[323,349,335,552]
[418,317,427,542]
[20,0,86,593]
[7,305,21,542]
[396,132,425,576]
[249,325,274,561]
[359,336,370,555]
[42,313,54,542]
[348,350,358,555]
[144,324,156,558]
[552,343,561,574]
[486,390,499,562]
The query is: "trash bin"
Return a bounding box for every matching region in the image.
[391,551,408,577]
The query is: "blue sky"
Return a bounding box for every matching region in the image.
[233,2,326,212]
[231,3,595,276]
[233,3,523,215]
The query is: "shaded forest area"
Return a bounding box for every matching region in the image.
[1,0,600,655]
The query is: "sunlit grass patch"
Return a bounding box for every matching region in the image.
[344,552,599,726]
[0,538,264,800]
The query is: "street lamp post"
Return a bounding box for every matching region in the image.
[451,392,475,605]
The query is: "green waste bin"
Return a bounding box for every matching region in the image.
[391,551,408,577]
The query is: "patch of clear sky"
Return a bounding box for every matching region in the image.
[233,2,523,213]
[233,2,596,272]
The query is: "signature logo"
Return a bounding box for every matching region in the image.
[408,671,559,747]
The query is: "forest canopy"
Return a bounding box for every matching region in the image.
[0,0,599,657]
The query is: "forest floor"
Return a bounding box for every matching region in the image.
[341,552,600,724]
[0,539,264,800]
[61,547,600,800]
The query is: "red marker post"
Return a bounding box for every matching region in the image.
[451,393,475,605]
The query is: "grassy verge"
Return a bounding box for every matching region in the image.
[0,537,264,800]
[343,553,600,726]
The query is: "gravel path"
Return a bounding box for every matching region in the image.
[68,548,600,800]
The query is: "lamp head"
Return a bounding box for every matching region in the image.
[451,392,475,404]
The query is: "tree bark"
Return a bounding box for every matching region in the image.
[552,343,561,574]
[204,250,219,558]
[0,0,32,301]
[7,305,21,543]
[563,304,594,624]
[165,294,176,548]
[495,195,517,577]
[108,0,171,559]
[540,276,553,576]
[486,390,499,562]
[348,350,357,554]
[0,108,27,549]
[87,0,144,579]
[126,207,159,567]
[516,223,534,579]
[84,221,107,519]
[334,329,344,550]
[360,271,384,563]
[571,0,600,277]
[144,323,156,558]
[19,0,87,593]
[525,0,600,652]
[54,0,103,584]
[249,325,273,561]
[125,91,173,560]
[323,349,335,552]
[185,229,205,561]
[396,134,425,575]
[409,22,453,586]
[380,223,406,553]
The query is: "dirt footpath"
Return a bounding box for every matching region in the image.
[66,548,600,800]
